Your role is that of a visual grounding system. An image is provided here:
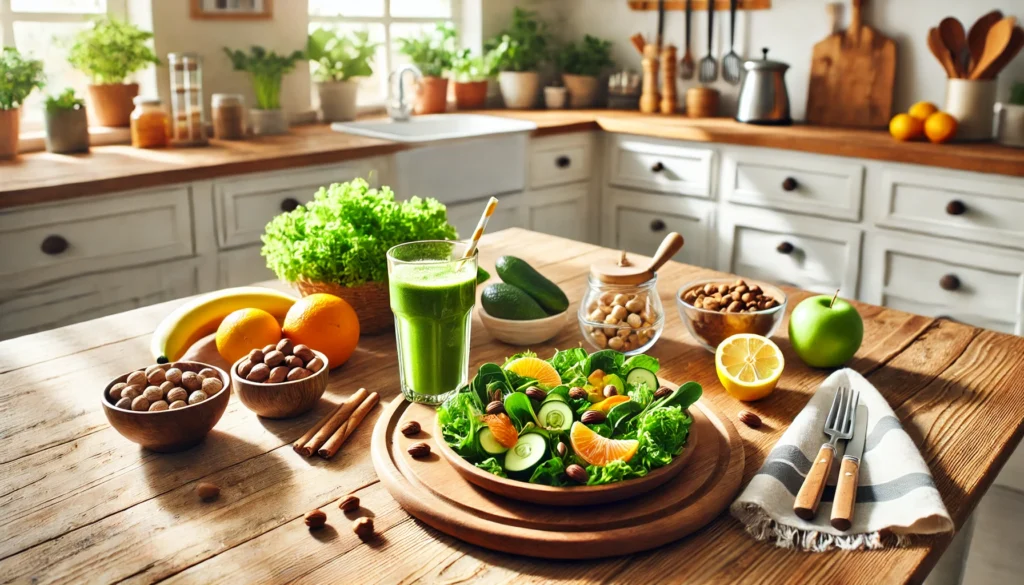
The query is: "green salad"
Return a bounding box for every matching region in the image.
[437,348,702,486]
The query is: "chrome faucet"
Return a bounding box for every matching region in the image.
[387,64,423,121]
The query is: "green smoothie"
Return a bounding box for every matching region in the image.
[389,259,477,402]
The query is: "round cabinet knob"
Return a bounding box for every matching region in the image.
[650,219,666,232]
[776,241,795,255]
[40,235,69,256]
[945,200,967,215]
[782,177,799,191]
[939,274,961,291]
[651,161,665,173]
[280,197,300,212]
[555,155,571,169]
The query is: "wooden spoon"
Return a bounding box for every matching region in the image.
[967,10,1004,74]
[971,17,1017,80]
[928,27,958,79]
[938,17,968,77]
[979,26,1024,80]
[590,232,684,285]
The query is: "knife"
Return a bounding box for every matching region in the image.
[831,404,868,530]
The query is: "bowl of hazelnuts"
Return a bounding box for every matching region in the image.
[231,338,329,419]
[101,361,230,452]
[676,278,787,352]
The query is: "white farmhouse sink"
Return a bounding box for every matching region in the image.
[331,114,537,143]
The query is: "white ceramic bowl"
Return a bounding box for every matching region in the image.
[478,306,569,346]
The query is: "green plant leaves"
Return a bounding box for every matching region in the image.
[396,21,458,78]
[223,45,304,109]
[484,8,551,72]
[308,28,379,82]
[556,34,614,77]
[66,17,159,85]
[44,87,83,112]
[0,47,45,110]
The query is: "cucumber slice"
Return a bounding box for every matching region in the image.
[626,367,659,393]
[537,400,573,432]
[542,391,568,404]
[504,433,549,478]
[478,428,509,456]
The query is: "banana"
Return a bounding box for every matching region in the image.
[151,286,297,363]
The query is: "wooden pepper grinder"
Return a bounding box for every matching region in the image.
[660,44,678,114]
[640,43,660,114]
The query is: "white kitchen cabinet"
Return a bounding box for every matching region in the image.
[606,134,715,198]
[529,133,594,189]
[217,245,277,290]
[601,188,716,267]
[525,183,589,243]
[446,193,526,240]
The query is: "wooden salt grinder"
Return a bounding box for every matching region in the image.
[660,44,678,114]
[640,43,660,114]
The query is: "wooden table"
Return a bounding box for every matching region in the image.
[1,229,1021,584]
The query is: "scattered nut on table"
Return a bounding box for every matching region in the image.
[738,411,762,428]
[408,442,431,458]
[305,509,327,529]
[196,482,220,501]
[400,421,421,437]
[338,495,360,512]
[352,517,374,539]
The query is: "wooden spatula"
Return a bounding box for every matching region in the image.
[928,27,958,78]
[938,17,968,77]
[590,232,684,285]
[967,10,1004,73]
[971,17,1018,80]
[978,26,1024,80]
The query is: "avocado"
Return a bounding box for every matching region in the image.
[495,256,569,315]
[481,283,548,320]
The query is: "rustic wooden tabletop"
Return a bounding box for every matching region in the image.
[1,229,1021,584]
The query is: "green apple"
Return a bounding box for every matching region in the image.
[788,294,863,368]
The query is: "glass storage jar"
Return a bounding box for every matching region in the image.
[577,274,665,355]
[129,97,169,149]
[211,93,246,140]
[168,52,208,146]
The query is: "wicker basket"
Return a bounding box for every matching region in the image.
[294,279,393,335]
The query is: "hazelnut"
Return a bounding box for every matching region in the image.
[304,509,327,530]
[264,350,285,367]
[286,367,312,381]
[143,386,164,402]
[407,442,431,458]
[352,517,374,539]
[607,336,624,350]
[169,400,187,410]
[293,345,315,363]
[486,401,505,415]
[569,387,588,400]
[248,349,265,364]
[261,344,276,355]
[202,377,223,395]
[400,420,422,436]
[196,482,220,501]
[131,396,150,411]
[109,382,128,400]
[165,368,183,385]
[566,464,589,484]
[581,410,606,424]
[338,495,360,512]
[188,391,208,405]
[525,387,547,401]
[115,397,133,410]
[181,371,202,391]
[284,355,304,369]
[159,380,175,394]
[305,357,325,373]
[276,338,294,355]
[237,359,254,378]
[267,366,288,383]
[146,368,166,385]
[121,385,142,400]
[198,368,218,380]
[167,387,188,403]
[149,400,169,412]
[247,363,270,382]
[127,371,147,386]
[603,384,618,397]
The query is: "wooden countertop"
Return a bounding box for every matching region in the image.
[2,110,1024,209]
[1,228,1021,584]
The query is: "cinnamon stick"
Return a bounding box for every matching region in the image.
[292,401,345,454]
[298,388,368,457]
[318,392,380,459]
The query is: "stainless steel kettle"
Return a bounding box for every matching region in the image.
[736,48,792,125]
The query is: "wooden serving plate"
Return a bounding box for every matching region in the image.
[371,390,745,559]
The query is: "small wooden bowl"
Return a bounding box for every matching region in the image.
[101,362,230,453]
[231,350,329,419]
[478,306,569,346]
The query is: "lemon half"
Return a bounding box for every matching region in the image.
[715,334,784,401]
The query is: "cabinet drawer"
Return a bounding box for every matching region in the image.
[606,135,714,198]
[602,188,715,268]
[213,160,383,249]
[526,184,588,243]
[866,233,1024,334]
[722,148,864,221]
[529,133,593,189]
[719,207,862,296]
[447,193,525,240]
[877,168,1024,250]
[0,186,194,290]
[217,246,276,290]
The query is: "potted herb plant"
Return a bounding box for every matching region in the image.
[451,48,493,110]
[262,178,457,334]
[485,8,551,109]
[0,47,45,160]
[66,17,159,127]
[307,28,379,123]
[397,22,458,115]
[224,46,304,136]
[557,35,614,108]
[44,88,89,154]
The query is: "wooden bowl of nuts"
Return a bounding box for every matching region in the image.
[101,362,230,452]
[231,338,329,419]
[676,278,787,352]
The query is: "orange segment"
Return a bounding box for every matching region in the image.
[482,414,518,449]
[588,395,630,413]
[504,357,562,388]
[569,421,639,467]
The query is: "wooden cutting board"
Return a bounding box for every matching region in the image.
[370,392,745,559]
[806,0,897,128]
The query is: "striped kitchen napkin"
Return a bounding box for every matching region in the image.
[730,368,953,551]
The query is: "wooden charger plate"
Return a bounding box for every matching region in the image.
[371,385,745,559]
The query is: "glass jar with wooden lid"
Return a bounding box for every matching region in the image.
[129,97,169,149]
[168,52,208,146]
[212,94,246,140]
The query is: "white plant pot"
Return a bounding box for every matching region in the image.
[995,103,1024,148]
[562,74,600,108]
[317,80,359,123]
[249,109,288,136]
[944,79,997,142]
[544,87,567,109]
[498,71,540,110]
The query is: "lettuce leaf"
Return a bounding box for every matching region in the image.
[622,354,660,375]
[437,392,485,460]
[529,456,570,486]
[626,382,654,409]
[476,457,507,478]
[584,349,625,377]
[635,406,692,469]
[586,460,647,485]
[548,347,587,379]
[471,363,513,405]
[503,392,540,430]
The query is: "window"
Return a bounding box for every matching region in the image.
[0,0,126,130]
[308,0,459,106]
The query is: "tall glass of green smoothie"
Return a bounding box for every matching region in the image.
[387,241,477,405]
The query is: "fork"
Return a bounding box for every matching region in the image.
[793,386,859,520]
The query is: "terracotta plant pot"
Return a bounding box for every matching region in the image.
[453,80,488,110]
[0,108,19,160]
[44,108,90,154]
[497,71,540,109]
[86,83,138,127]
[415,76,449,115]
[317,80,359,123]
[563,74,600,108]
[249,109,288,136]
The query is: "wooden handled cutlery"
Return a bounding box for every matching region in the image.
[793,386,859,521]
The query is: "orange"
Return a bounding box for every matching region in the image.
[482,414,519,448]
[924,111,958,144]
[569,421,639,467]
[908,101,939,121]
[282,293,360,369]
[889,113,924,141]
[215,308,282,364]
[503,357,561,388]
[588,395,630,413]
